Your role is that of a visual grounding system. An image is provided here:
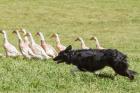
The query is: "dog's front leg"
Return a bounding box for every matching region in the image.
[70,66,79,76]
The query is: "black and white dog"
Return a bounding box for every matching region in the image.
[53,45,137,80]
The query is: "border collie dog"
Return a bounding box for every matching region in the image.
[53,45,136,80]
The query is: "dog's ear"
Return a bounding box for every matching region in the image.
[65,45,72,51]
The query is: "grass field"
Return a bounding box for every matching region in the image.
[0,0,140,93]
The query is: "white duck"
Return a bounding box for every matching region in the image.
[75,37,89,49]
[0,30,21,57]
[51,33,66,52]
[90,36,105,49]
[25,32,50,59]
[18,28,44,59]
[12,30,39,59]
[36,32,58,58]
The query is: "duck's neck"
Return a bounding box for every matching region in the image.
[24,36,29,42]
[3,32,8,43]
[16,31,23,43]
[39,33,46,45]
[79,38,86,48]
[55,35,61,45]
[94,38,101,48]
[39,33,45,41]
[29,34,35,45]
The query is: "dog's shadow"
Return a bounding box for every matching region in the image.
[95,73,115,80]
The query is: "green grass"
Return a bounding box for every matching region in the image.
[0,0,140,92]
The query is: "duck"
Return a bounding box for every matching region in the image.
[12,30,38,59]
[51,33,66,52]
[36,32,58,58]
[90,36,105,49]
[75,37,89,49]
[25,32,51,59]
[0,30,21,57]
[18,28,44,59]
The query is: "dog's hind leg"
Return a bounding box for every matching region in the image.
[115,69,134,80]
[121,70,135,80]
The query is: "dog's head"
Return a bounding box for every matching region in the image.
[53,45,72,64]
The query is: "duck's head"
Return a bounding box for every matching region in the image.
[50,33,57,38]
[24,32,31,37]
[75,37,82,41]
[12,29,19,34]
[0,30,6,34]
[90,36,97,40]
[19,28,27,36]
[35,32,41,36]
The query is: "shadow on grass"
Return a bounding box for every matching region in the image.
[95,73,115,80]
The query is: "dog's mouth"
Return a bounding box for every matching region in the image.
[53,58,64,64]
[55,60,63,64]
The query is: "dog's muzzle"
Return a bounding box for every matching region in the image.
[53,57,63,64]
